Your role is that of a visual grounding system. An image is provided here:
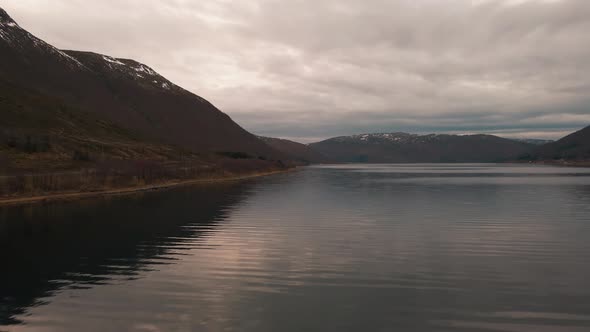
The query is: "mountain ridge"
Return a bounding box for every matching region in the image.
[1,6,293,200]
[310,132,536,163]
[0,7,280,158]
[0,7,14,22]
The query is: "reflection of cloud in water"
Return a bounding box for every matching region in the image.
[0,182,255,326]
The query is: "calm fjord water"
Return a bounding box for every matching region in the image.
[1,164,590,332]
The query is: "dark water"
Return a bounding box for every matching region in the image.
[2,164,590,332]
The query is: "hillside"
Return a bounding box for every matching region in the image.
[310,133,535,163]
[527,125,590,162]
[0,7,290,200]
[258,136,328,164]
[0,77,211,173]
[0,7,278,158]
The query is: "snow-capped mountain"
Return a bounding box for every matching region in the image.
[310,132,536,163]
[0,6,279,157]
[0,7,86,69]
[330,132,463,144]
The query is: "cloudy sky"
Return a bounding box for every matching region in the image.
[3,0,590,142]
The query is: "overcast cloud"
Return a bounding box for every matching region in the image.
[3,0,590,142]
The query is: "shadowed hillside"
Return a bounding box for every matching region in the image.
[0,7,291,200]
[0,7,279,159]
[524,125,590,163]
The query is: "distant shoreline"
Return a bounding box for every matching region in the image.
[0,168,295,207]
[527,160,590,167]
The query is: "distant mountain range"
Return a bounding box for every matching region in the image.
[306,129,589,164]
[257,132,590,164]
[308,133,536,163]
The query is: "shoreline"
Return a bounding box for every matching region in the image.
[0,168,295,207]
[526,160,590,167]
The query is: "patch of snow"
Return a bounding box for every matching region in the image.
[134,64,157,76]
[27,31,86,69]
[0,20,86,70]
[102,55,125,66]
[53,48,86,68]
[0,21,17,42]
[161,82,170,89]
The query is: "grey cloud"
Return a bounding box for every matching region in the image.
[3,0,589,142]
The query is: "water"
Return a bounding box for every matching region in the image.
[1,164,590,332]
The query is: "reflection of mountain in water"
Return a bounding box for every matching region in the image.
[0,182,254,325]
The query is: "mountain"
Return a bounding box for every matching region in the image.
[310,132,535,163]
[0,7,291,198]
[0,7,278,159]
[527,125,590,161]
[257,136,328,164]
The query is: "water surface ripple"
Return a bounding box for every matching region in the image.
[1,164,590,331]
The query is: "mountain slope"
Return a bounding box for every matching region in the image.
[529,125,590,161]
[0,7,278,158]
[258,136,328,164]
[0,78,189,172]
[310,133,535,163]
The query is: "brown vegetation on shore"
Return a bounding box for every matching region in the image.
[0,158,293,206]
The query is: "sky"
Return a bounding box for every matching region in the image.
[2,0,590,142]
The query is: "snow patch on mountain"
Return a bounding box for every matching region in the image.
[331,132,456,144]
[92,55,177,91]
[102,55,125,66]
[2,6,175,93]
[0,12,87,70]
[134,64,157,76]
